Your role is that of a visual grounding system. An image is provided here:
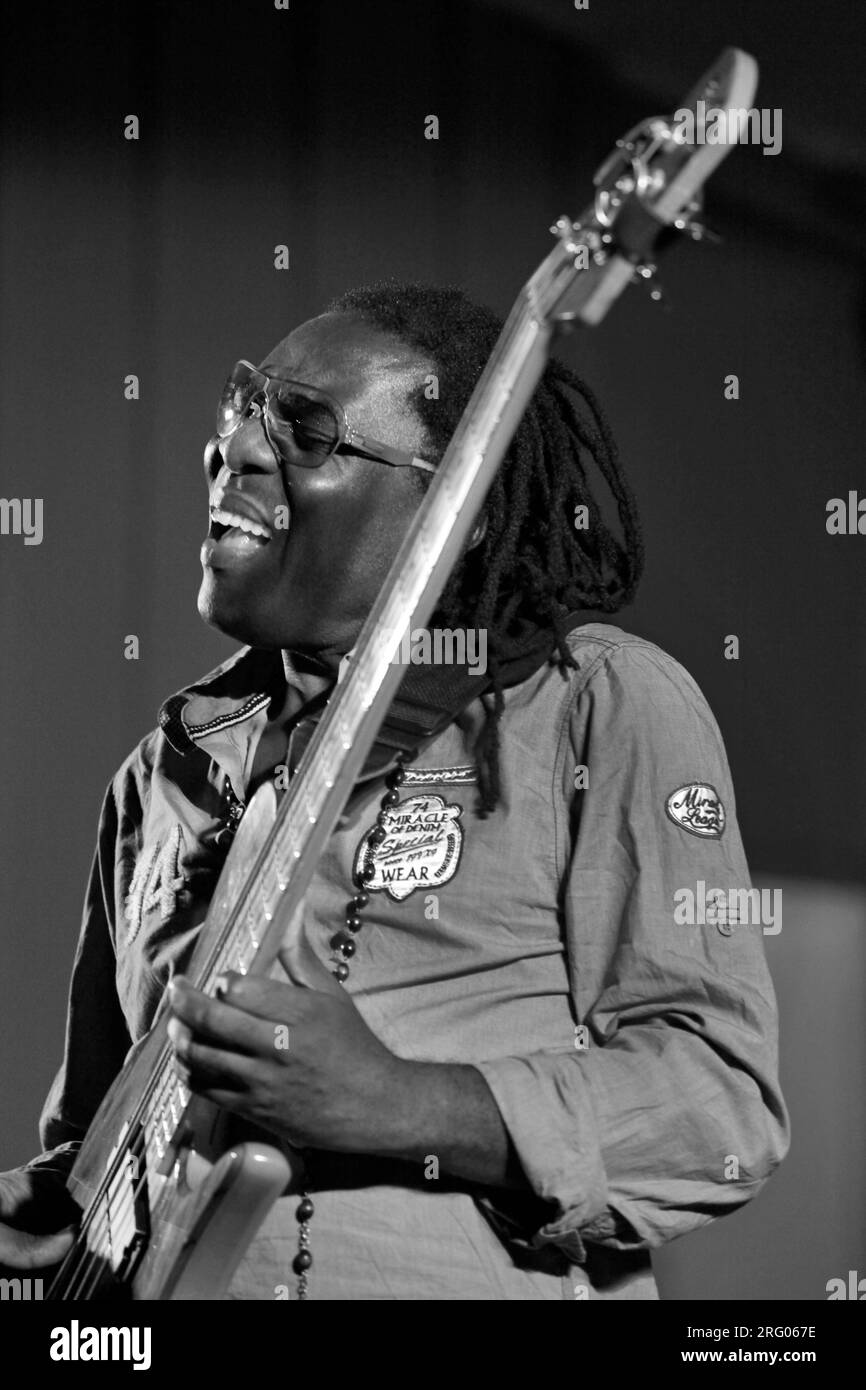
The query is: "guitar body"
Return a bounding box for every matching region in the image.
[50,784,295,1301]
[56,1022,292,1301]
[131,1136,293,1301]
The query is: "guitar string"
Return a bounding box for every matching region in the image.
[53,795,332,1301]
[50,724,337,1286]
[51,918,260,1297]
[54,774,314,1297]
[52,930,258,1297]
[52,746,337,1302]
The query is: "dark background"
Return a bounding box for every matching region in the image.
[1,0,863,1299]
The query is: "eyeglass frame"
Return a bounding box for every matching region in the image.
[216,359,437,474]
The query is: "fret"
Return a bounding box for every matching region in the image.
[298,779,318,827]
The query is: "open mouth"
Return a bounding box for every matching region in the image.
[209,505,271,545]
[207,485,277,549]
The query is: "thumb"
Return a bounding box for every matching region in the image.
[277,898,344,996]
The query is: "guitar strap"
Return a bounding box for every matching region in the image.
[288,612,590,784]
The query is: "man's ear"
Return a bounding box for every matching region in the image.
[467,513,488,552]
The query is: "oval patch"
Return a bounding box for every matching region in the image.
[353,793,464,902]
[666,783,726,840]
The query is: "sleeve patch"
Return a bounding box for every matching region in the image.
[665,783,726,840]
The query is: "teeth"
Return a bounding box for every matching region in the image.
[210,505,270,540]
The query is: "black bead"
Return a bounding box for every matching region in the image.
[330,932,355,957]
[352,892,369,909]
[346,915,363,933]
[386,767,406,787]
[381,790,400,807]
[296,1197,315,1222]
[334,963,350,983]
[357,864,376,883]
[293,1249,313,1274]
[368,826,387,846]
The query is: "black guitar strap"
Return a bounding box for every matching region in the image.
[286,612,590,785]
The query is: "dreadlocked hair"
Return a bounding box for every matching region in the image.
[328,281,644,814]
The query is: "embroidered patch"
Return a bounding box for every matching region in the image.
[124,824,188,943]
[353,793,464,901]
[665,783,726,840]
[401,764,478,787]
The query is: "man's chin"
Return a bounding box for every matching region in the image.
[197,581,267,647]
[197,578,317,652]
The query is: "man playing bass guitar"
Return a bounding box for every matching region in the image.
[0,283,788,1300]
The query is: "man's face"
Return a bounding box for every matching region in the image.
[198,312,433,659]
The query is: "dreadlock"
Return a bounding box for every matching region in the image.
[328,281,644,814]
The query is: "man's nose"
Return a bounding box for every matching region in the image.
[206,411,282,478]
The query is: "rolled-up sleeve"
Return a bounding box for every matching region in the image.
[476,640,790,1262]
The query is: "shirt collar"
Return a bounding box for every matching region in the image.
[157,645,286,755]
[156,642,445,794]
[156,643,361,763]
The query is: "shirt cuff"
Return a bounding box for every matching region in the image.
[473,1052,609,1263]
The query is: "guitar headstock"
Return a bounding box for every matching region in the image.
[540,47,759,327]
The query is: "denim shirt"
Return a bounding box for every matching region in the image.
[28,622,789,1300]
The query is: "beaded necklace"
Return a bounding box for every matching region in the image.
[220,749,412,1299]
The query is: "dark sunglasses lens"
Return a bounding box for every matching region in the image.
[268,388,340,463]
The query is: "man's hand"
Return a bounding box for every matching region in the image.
[0,1170,76,1270]
[167,934,527,1190]
[166,955,404,1154]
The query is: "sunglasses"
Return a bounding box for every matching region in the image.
[216,360,436,474]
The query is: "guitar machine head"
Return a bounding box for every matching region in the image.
[550,47,760,326]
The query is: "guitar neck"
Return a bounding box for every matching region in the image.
[195,247,587,995]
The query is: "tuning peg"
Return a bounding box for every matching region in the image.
[632,262,668,307]
[673,215,722,244]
